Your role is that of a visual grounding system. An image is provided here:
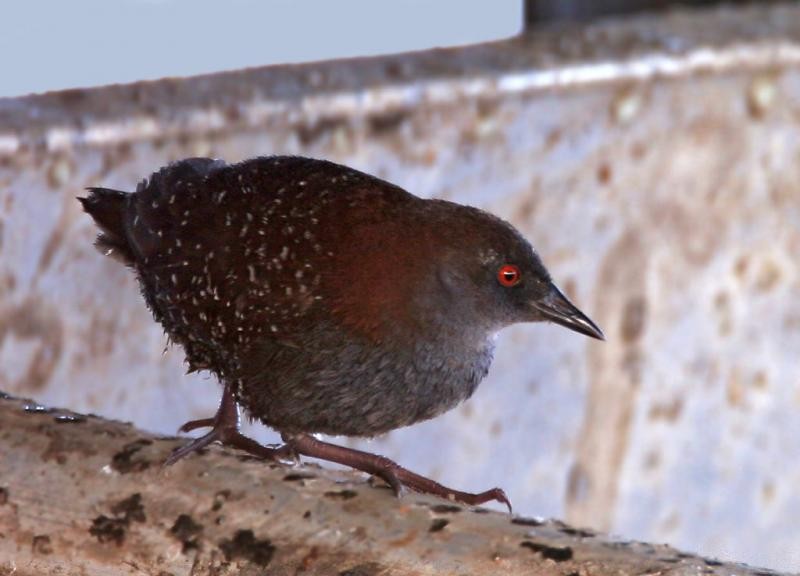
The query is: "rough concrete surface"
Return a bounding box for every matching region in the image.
[0,393,785,575]
[1,3,799,571]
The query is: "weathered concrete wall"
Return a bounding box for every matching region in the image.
[1,4,799,571]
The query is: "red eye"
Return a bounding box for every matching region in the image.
[497,264,521,287]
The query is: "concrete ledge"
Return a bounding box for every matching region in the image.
[0,393,782,575]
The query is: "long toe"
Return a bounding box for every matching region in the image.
[177,417,216,433]
[373,468,405,497]
[393,469,513,512]
[224,432,295,463]
[167,426,293,466]
[164,430,220,466]
[461,487,512,513]
[284,433,512,512]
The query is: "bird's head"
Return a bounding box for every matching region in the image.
[426,201,604,341]
[324,194,602,345]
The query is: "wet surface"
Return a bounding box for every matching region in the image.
[170,514,203,553]
[218,529,276,567]
[110,439,153,474]
[89,493,146,546]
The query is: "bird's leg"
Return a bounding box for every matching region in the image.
[282,433,512,512]
[166,383,293,465]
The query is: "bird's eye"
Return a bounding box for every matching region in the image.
[497,264,521,287]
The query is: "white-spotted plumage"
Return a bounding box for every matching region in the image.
[80,155,602,513]
[81,155,580,439]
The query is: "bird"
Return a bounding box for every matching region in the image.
[79,155,603,511]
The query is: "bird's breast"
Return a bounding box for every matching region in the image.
[237,326,496,437]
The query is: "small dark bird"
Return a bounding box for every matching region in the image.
[80,156,602,511]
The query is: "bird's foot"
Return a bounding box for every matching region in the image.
[165,385,294,465]
[282,433,512,512]
[165,424,294,466]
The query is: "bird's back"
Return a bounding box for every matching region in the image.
[82,155,415,376]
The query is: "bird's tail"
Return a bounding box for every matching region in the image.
[78,188,135,265]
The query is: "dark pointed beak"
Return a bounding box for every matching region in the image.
[532,283,604,340]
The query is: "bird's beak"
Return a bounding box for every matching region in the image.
[532,283,604,340]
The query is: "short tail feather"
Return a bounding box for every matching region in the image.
[78,188,135,265]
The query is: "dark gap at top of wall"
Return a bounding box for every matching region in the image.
[525,0,788,24]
